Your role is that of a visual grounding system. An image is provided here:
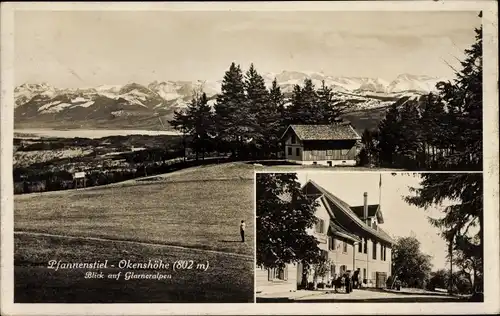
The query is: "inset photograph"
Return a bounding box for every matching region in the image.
[255,172,483,303]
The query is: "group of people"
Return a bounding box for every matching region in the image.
[331,270,361,294]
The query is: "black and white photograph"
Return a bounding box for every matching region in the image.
[0,1,498,316]
[255,172,483,303]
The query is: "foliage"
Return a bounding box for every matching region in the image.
[256,173,323,270]
[360,23,483,171]
[405,173,483,293]
[391,236,433,289]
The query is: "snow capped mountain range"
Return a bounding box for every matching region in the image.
[14,71,448,130]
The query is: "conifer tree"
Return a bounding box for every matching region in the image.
[316,80,345,124]
[214,62,247,157]
[169,91,214,160]
[244,63,269,156]
[398,101,423,168]
[405,173,483,296]
[266,78,286,157]
[189,92,213,160]
[377,103,401,166]
[169,108,191,161]
[435,25,482,170]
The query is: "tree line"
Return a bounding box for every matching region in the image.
[169,63,346,160]
[359,26,482,171]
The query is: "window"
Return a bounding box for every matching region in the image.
[330,264,336,276]
[312,150,318,156]
[341,148,350,156]
[287,147,292,155]
[380,244,384,260]
[291,134,296,144]
[363,268,367,280]
[358,238,363,253]
[329,236,336,250]
[327,161,332,167]
[372,241,377,260]
[343,240,348,253]
[268,266,288,281]
[326,149,333,156]
[313,161,317,165]
[296,148,300,156]
[363,239,368,254]
[340,265,347,274]
[315,218,325,234]
[383,245,387,261]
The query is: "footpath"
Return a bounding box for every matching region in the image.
[256,288,463,302]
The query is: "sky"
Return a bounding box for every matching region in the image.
[14,10,481,88]
[296,172,449,270]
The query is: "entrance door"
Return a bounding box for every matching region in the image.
[376,272,387,288]
[296,262,303,290]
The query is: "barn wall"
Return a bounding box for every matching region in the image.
[283,130,304,162]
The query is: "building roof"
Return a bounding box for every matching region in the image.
[303,180,394,244]
[350,204,385,224]
[329,220,361,243]
[280,123,361,141]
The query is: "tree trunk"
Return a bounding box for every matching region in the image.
[449,241,453,295]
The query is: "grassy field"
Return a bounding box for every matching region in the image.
[14,162,256,303]
[15,234,253,303]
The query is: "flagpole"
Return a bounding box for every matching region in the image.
[379,174,382,212]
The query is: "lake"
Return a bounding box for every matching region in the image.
[14,129,182,139]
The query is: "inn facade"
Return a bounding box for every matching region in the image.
[256,180,393,294]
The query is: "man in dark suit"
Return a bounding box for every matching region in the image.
[345,271,352,293]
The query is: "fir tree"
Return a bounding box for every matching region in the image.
[169,108,191,161]
[435,26,482,170]
[266,78,286,157]
[169,91,214,160]
[316,80,344,124]
[189,92,213,160]
[377,103,401,166]
[244,63,269,156]
[405,173,483,295]
[214,62,247,157]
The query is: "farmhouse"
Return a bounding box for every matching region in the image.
[256,180,394,294]
[280,123,361,166]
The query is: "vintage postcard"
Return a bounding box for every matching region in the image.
[1,1,498,315]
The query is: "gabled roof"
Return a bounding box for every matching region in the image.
[303,180,394,244]
[350,204,385,224]
[280,123,361,141]
[329,220,361,243]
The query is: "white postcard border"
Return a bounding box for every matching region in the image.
[1,1,498,315]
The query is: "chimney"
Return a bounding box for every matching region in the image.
[363,192,368,224]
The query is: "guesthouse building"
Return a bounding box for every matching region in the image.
[256,180,394,294]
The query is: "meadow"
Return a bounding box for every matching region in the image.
[14,163,255,303]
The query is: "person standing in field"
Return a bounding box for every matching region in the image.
[240,220,246,242]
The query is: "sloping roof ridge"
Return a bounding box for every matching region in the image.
[347,123,361,139]
[307,180,393,244]
[330,219,361,242]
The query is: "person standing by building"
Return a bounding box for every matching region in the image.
[345,271,352,293]
[240,220,246,242]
